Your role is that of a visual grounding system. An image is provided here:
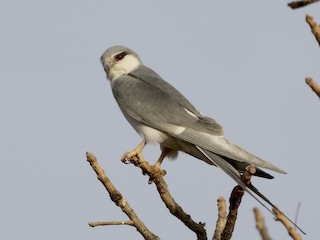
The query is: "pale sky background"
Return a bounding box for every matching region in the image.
[1,1,319,239]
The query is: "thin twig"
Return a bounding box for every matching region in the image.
[288,0,320,9]
[306,15,320,46]
[86,152,160,240]
[126,152,207,240]
[273,208,302,240]
[294,202,302,231]
[221,166,256,240]
[306,77,320,98]
[253,208,272,240]
[89,220,134,227]
[213,196,227,240]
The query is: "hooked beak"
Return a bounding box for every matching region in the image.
[100,56,114,80]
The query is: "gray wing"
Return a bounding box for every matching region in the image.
[112,65,285,173]
[112,65,224,135]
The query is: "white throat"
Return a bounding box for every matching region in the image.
[109,55,141,80]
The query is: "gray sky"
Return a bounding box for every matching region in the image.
[1,1,319,239]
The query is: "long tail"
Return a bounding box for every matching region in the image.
[196,146,306,235]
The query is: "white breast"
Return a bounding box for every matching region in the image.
[139,125,169,143]
[117,105,168,143]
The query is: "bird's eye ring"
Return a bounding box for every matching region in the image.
[114,52,126,61]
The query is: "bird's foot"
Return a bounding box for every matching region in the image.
[121,151,139,164]
[121,141,146,164]
[148,163,166,184]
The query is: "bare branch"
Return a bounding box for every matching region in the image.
[86,152,160,240]
[273,208,302,240]
[220,186,244,240]
[89,220,134,227]
[213,196,227,240]
[306,15,320,46]
[306,77,320,98]
[125,152,207,240]
[288,0,320,9]
[221,166,256,240]
[253,208,272,240]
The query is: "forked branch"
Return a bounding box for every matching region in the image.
[86,152,160,240]
[124,152,208,240]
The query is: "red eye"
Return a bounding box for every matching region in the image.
[114,52,126,61]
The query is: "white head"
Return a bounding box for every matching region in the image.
[100,45,142,81]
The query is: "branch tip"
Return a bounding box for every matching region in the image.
[88,220,134,227]
[305,77,320,97]
[254,208,272,240]
[272,208,302,240]
[305,14,320,46]
[288,0,320,9]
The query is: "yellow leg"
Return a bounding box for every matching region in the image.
[147,147,171,183]
[121,141,146,163]
[154,147,171,169]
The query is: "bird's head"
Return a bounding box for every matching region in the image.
[100,45,142,81]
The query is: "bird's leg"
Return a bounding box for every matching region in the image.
[154,147,171,170]
[148,147,171,183]
[121,140,146,164]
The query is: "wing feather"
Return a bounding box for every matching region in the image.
[112,65,286,174]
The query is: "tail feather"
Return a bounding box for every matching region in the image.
[196,146,306,235]
[221,155,274,179]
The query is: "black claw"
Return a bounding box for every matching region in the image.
[121,157,131,164]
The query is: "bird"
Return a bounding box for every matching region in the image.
[100,45,304,233]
